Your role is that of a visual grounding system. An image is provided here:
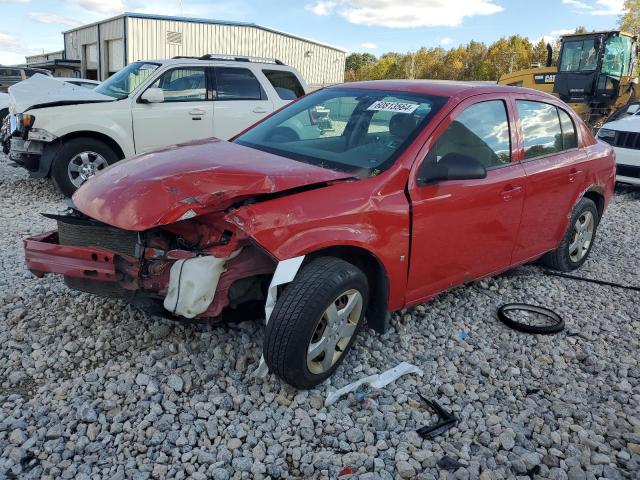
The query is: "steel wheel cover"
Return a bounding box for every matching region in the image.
[307,288,363,375]
[568,210,594,262]
[67,151,109,188]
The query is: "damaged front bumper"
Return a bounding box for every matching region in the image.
[23,213,277,320]
[24,231,118,281]
[3,127,57,176]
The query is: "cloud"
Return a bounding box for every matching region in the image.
[0,0,30,4]
[305,0,336,15]
[305,0,503,28]
[361,42,377,49]
[0,31,36,55]
[67,0,125,14]
[561,0,623,15]
[439,37,454,45]
[537,28,575,44]
[27,12,83,27]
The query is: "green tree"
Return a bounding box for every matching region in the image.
[620,0,640,35]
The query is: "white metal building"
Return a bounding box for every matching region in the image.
[59,13,346,87]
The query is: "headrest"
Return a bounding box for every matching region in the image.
[389,114,416,138]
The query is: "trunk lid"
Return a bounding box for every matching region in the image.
[73,138,353,231]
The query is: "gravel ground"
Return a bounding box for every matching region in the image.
[0,155,639,480]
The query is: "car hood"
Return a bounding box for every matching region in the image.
[602,115,640,133]
[9,74,114,113]
[73,138,353,231]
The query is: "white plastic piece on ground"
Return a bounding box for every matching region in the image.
[163,250,240,319]
[252,255,305,378]
[324,362,424,407]
[8,74,114,113]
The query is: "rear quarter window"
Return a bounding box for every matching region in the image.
[262,69,305,100]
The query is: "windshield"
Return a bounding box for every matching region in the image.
[95,62,159,99]
[602,35,634,78]
[559,39,599,72]
[235,88,448,176]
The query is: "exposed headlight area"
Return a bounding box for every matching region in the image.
[2,113,36,142]
[597,128,615,145]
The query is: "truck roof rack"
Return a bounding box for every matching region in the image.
[171,54,285,65]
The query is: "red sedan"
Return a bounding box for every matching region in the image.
[23,81,616,388]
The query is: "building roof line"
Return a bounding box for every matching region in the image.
[62,12,346,53]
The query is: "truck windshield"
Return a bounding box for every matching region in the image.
[601,35,634,78]
[559,39,599,72]
[235,88,447,177]
[95,62,159,99]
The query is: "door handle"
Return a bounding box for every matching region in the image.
[253,107,268,114]
[568,168,582,183]
[189,109,206,116]
[500,185,522,202]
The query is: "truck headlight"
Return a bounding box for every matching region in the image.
[597,128,615,140]
[597,128,616,146]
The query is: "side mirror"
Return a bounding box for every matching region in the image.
[419,152,487,185]
[139,87,164,104]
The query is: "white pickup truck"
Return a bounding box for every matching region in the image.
[1,55,308,195]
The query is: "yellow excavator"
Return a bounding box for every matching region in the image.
[499,31,638,128]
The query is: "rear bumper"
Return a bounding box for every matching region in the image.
[24,231,117,281]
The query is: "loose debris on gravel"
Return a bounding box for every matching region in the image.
[1,156,639,479]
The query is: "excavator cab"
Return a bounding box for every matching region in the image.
[554,32,636,105]
[499,30,637,126]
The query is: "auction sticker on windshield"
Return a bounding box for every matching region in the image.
[367,101,419,114]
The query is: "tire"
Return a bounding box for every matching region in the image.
[263,256,369,389]
[542,197,599,271]
[51,137,119,197]
[497,303,565,334]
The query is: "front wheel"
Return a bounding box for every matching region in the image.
[51,137,119,196]
[542,197,599,271]
[263,257,369,389]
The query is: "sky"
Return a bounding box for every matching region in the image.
[0,0,625,65]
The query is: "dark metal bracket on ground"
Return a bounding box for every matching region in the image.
[416,394,459,439]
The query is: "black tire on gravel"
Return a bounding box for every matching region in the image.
[263,256,369,389]
[51,137,119,197]
[542,197,599,271]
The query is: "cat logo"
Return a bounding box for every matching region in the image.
[534,74,556,85]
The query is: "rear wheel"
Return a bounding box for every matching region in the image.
[542,197,599,271]
[263,257,368,389]
[51,137,119,196]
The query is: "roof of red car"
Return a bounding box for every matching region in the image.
[332,79,550,99]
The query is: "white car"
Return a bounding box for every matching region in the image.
[1,56,308,195]
[598,113,640,186]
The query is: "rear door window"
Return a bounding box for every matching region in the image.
[215,67,264,100]
[517,100,563,159]
[262,69,305,100]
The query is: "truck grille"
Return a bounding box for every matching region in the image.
[609,130,640,150]
[617,164,640,179]
[51,214,140,257]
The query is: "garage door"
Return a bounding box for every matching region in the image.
[108,39,124,75]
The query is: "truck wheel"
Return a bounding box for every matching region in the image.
[542,198,599,271]
[51,137,119,196]
[264,257,369,389]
